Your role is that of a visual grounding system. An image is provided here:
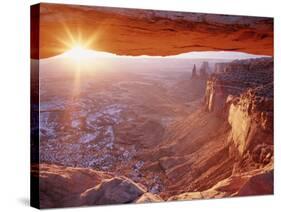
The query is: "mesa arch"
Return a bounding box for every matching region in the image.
[31,3,273,59]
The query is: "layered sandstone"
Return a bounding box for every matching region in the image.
[146,57,273,199]
[204,58,273,161]
[204,58,273,113]
[178,57,274,199]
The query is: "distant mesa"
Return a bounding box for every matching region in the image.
[190,61,210,80]
[199,61,210,79]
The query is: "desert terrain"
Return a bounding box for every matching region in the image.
[32,56,273,208]
[30,4,274,208]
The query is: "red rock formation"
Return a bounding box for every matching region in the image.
[203,58,273,159]
[227,87,273,158]
[204,58,273,114]
[144,57,273,200]
[183,57,274,199]
[169,163,273,200]
[32,3,273,59]
[32,164,162,208]
[80,177,145,205]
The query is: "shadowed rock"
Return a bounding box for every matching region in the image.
[33,164,161,208]
[199,62,210,79]
[169,165,273,200]
[80,177,145,205]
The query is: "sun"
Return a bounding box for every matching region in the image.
[64,44,93,61]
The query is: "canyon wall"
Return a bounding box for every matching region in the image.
[168,57,274,200]
[135,58,274,200]
[204,57,273,171]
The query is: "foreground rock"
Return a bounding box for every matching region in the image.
[34,3,273,59]
[135,192,163,203]
[32,164,162,208]
[80,177,145,205]
[169,163,273,200]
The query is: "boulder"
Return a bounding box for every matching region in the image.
[135,193,163,203]
[80,177,146,205]
[237,170,273,196]
[169,167,273,200]
[33,164,160,208]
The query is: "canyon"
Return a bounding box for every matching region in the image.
[33,57,273,208]
[30,3,274,209]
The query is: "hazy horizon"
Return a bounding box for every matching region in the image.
[41,48,270,61]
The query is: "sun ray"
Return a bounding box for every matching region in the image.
[60,20,76,46]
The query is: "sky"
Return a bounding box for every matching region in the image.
[53,46,270,61]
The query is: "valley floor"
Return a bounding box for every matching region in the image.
[39,68,206,196]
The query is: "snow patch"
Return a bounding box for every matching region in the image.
[40,100,66,111]
[79,132,98,144]
[39,112,57,137]
[71,119,82,129]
